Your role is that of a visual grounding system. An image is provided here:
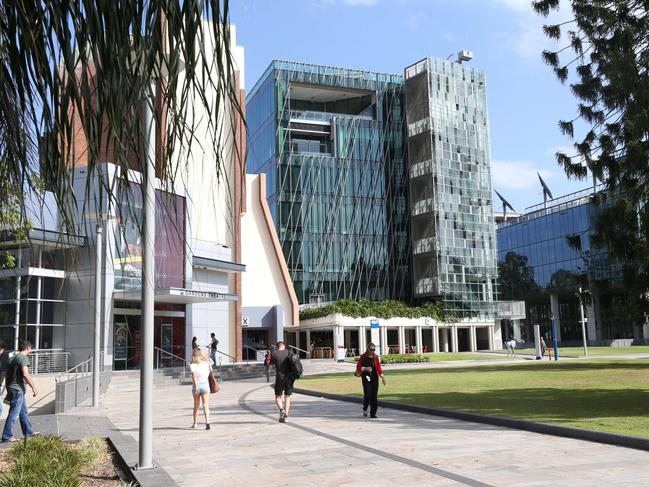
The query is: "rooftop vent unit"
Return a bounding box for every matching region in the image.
[456,50,474,63]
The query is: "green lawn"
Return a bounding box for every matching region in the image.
[299,359,649,438]
[514,346,649,356]
[345,352,506,364]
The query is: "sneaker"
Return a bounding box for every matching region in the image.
[206,424,211,430]
[190,423,197,429]
[363,409,368,418]
[279,409,286,423]
[370,415,378,419]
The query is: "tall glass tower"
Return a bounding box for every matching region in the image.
[247,61,410,304]
[404,57,497,318]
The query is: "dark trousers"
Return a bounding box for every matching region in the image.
[362,376,379,416]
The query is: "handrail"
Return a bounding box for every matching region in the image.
[154,346,187,365]
[243,344,266,362]
[214,348,236,362]
[56,356,93,383]
[289,345,311,359]
[154,346,188,382]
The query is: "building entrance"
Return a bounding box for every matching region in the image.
[242,329,269,360]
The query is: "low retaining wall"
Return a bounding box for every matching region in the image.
[295,388,649,453]
[55,372,112,413]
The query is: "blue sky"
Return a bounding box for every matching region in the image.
[230,0,591,212]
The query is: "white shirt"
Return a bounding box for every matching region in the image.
[190,361,210,384]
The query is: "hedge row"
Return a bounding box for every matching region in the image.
[377,353,430,364]
[299,299,449,321]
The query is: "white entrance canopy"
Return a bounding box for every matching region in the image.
[113,287,239,304]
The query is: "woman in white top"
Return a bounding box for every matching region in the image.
[190,348,212,430]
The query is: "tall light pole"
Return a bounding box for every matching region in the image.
[577,287,589,357]
[92,224,103,407]
[138,80,156,470]
[551,314,559,361]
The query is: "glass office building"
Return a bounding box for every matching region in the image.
[497,188,626,341]
[404,58,497,319]
[247,61,410,304]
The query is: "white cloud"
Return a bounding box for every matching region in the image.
[491,159,555,191]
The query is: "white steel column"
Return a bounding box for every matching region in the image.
[305,329,311,357]
[451,326,459,353]
[295,328,301,351]
[380,326,388,355]
[416,326,423,354]
[93,225,103,408]
[358,326,365,354]
[13,249,22,351]
[138,82,156,470]
[512,319,522,342]
[433,326,439,352]
[398,326,405,354]
[470,326,477,352]
[488,325,495,350]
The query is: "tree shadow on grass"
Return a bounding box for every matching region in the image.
[381,387,649,425]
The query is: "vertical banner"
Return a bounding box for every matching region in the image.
[370,319,381,355]
[336,328,346,361]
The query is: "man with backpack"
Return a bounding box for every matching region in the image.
[269,341,302,423]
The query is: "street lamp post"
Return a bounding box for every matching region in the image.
[551,315,559,361]
[577,287,589,357]
[138,81,156,470]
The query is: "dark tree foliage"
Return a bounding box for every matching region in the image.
[0,1,240,233]
[498,252,540,301]
[535,0,649,323]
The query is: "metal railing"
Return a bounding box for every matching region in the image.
[243,345,266,362]
[154,346,188,382]
[55,356,93,383]
[288,345,311,359]
[29,350,70,375]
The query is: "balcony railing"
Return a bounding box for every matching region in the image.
[29,349,70,374]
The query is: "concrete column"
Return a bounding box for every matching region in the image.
[306,329,311,357]
[513,319,522,343]
[416,326,423,353]
[333,326,342,360]
[296,329,301,351]
[469,326,477,352]
[441,328,449,352]
[488,325,495,350]
[550,293,562,342]
[398,326,405,354]
[380,326,388,355]
[586,297,597,341]
[433,326,439,352]
[451,326,459,353]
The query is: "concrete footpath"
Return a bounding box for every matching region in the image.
[99,375,649,487]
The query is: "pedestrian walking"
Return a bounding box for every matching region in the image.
[189,347,212,430]
[510,338,517,358]
[264,350,271,383]
[269,341,302,423]
[355,342,386,419]
[2,341,39,442]
[208,333,219,366]
[540,337,547,357]
[192,336,199,350]
[0,340,9,417]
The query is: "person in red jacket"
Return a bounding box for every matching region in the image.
[355,343,386,418]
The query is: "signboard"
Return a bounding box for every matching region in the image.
[242,316,250,327]
[370,319,381,355]
[174,289,227,300]
[336,329,346,361]
[113,323,128,364]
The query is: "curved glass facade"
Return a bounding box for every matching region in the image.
[247,61,410,304]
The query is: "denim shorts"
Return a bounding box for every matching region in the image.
[193,383,210,394]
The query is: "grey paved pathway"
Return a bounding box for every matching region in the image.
[101,375,649,487]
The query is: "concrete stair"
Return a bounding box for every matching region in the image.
[108,362,269,390]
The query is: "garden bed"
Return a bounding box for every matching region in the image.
[0,435,136,487]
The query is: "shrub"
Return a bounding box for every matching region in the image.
[379,354,429,364]
[300,299,453,322]
[78,436,111,474]
[1,436,83,487]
